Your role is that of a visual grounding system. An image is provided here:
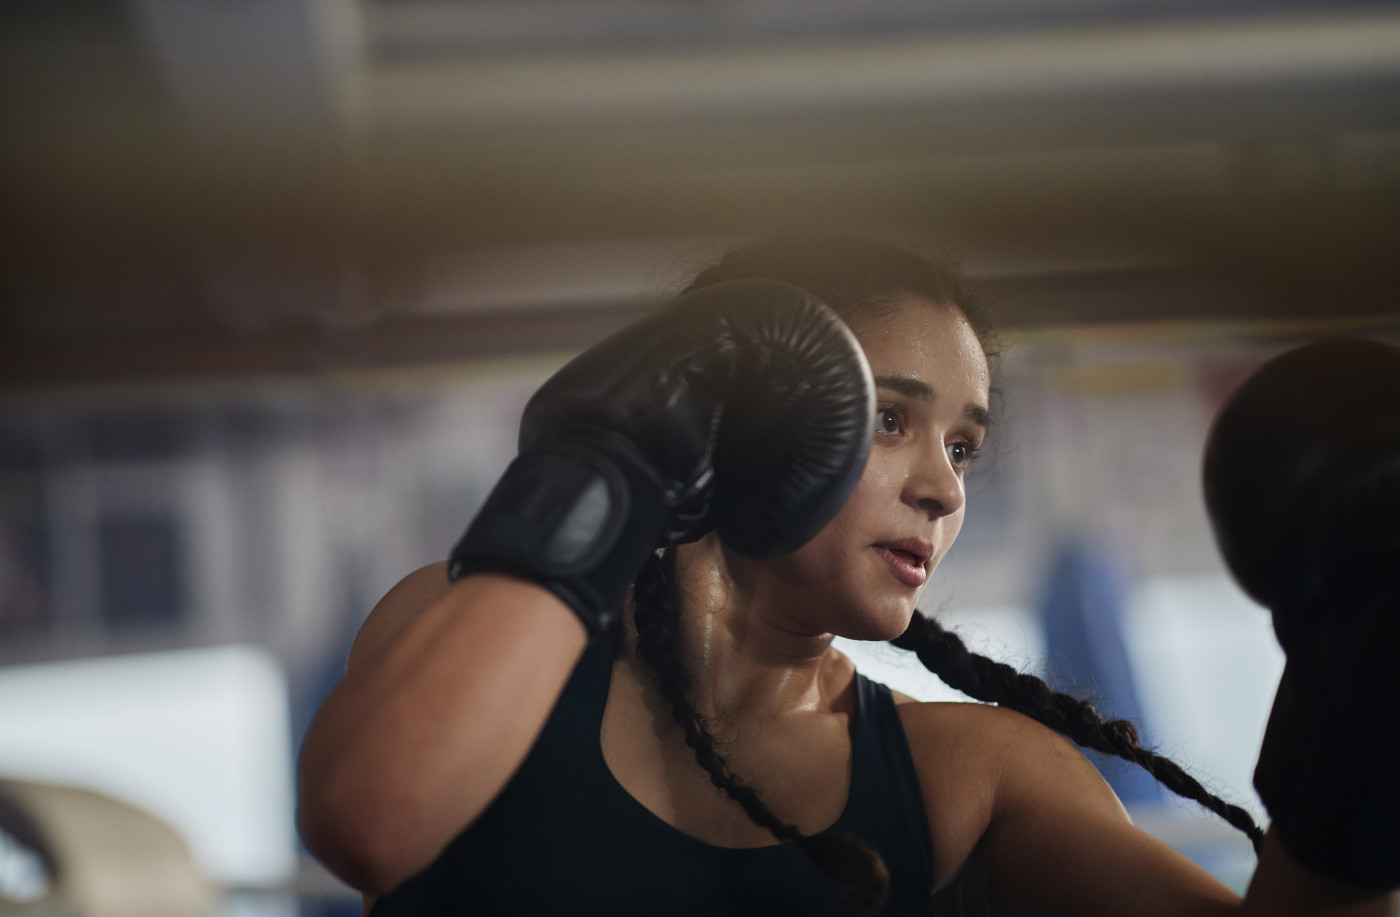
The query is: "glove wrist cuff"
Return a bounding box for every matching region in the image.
[448,435,669,638]
[1255,661,1400,890]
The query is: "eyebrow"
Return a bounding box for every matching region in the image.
[875,374,989,429]
[874,374,931,401]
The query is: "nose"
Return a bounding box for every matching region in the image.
[903,447,965,520]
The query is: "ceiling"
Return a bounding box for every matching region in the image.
[3,0,1399,387]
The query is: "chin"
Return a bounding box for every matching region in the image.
[835,601,917,643]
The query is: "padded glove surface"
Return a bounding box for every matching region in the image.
[452,279,875,636]
[1204,337,1400,888]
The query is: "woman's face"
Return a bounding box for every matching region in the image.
[730,297,991,641]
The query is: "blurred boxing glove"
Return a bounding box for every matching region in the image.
[1203,337,1400,888]
[448,279,875,638]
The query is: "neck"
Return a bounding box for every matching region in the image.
[634,535,841,721]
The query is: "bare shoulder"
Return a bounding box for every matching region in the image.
[900,698,1123,781]
[898,702,1240,915]
[898,697,1062,759]
[898,699,1128,824]
[347,561,453,674]
[893,701,1018,889]
[895,701,1131,891]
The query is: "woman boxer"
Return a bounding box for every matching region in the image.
[296,236,1399,915]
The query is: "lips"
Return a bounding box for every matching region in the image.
[874,538,933,588]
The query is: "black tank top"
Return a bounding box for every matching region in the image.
[371,635,935,915]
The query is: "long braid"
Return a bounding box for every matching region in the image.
[632,548,890,916]
[891,610,1266,852]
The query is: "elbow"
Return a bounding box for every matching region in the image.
[294,696,482,895]
[296,754,432,896]
[297,788,422,896]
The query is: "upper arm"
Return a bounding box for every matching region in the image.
[978,713,1239,917]
[902,702,1241,917]
[347,561,453,675]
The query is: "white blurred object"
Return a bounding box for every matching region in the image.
[836,604,1044,703]
[0,645,297,888]
[1124,573,1285,824]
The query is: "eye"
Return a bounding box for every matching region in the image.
[876,407,904,436]
[947,440,978,469]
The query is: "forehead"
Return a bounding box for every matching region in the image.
[853,297,991,401]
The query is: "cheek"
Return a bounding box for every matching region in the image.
[768,471,888,584]
[765,490,871,588]
[766,523,855,587]
[930,507,967,571]
[758,445,904,585]
[837,455,894,524]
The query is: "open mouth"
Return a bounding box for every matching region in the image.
[875,542,931,587]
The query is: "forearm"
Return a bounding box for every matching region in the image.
[296,574,587,894]
[977,814,1395,917]
[1240,830,1399,917]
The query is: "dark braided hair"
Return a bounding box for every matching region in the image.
[891,611,1265,852]
[628,234,1263,911]
[632,547,891,916]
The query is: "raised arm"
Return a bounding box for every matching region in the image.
[296,569,587,894]
[295,279,876,895]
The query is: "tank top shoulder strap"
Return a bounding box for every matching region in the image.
[833,671,936,913]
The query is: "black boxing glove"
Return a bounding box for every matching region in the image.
[448,279,875,638]
[1203,337,1400,889]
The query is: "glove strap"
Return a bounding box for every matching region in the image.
[448,434,670,638]
[1255,660,1400,889]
